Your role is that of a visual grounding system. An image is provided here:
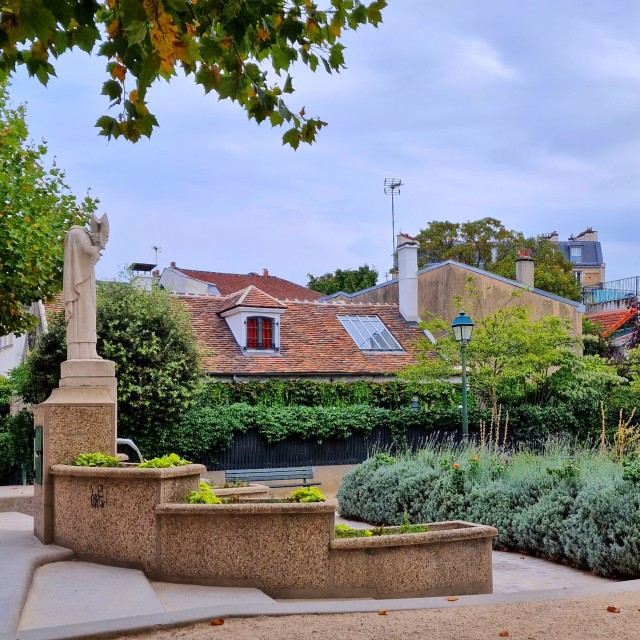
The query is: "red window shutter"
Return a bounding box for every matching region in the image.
[262,318,273,348]
[246,317,258,349]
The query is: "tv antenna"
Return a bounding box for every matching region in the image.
[151,246,161,264]
[384,178,404,266]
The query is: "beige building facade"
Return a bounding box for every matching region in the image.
[331,236,583,335]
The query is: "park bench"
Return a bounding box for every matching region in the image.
[224,466,320,489]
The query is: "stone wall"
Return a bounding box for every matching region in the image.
[47,465,497,599]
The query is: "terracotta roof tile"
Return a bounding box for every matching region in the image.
[217,286,287,314]
[585,308,638,337]
[180,294,428,377]
[174,268,323,300]
[44,294,64,320]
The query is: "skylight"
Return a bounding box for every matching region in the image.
[338,315,403,352]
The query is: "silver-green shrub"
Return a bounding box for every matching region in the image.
[337,443,640,578]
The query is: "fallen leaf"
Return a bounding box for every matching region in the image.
[498,631,509,637]
[607,606,620,613]
[446,596,459,602]
[520,556,525,559]
[377,610,388,616]
[210,618,225,625]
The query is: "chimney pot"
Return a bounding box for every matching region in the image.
[397,234,420,325]
[263,268,269,277]
[170,261,176,268]
[515,249,535,287]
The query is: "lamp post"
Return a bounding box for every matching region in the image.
[451,311,474,439]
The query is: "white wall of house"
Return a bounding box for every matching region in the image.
[0,333,26,377]
[159,267,217,295]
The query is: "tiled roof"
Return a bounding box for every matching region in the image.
[557,241,604,267]
[44,294,64,319]
[181,294,428,376]
[585,308,637,337]
[174,268,323,300]
[217,286,287,314]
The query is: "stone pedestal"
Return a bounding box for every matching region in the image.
[33,360,117,544]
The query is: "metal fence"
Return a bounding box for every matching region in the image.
[582,276,640,305]
[199,426,461,471]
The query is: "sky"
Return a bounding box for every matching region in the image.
[6,1,640,288]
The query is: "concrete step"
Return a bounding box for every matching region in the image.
[150,581,275,611]
[0,512,74,634]
[18,561,165,631]
[18,560,277,631]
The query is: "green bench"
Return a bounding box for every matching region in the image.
[224,466,320,489]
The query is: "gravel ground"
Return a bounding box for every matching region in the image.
[113,590,640,640]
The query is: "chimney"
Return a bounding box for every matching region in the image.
[263,268,269,277]
[170,261,176,268]
[515,249,535,288]
[397,234,420,325]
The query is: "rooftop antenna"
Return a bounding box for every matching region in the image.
[151,245,161,264]
[384,178,403,268]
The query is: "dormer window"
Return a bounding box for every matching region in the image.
[569,246,582,263]
[246,317,275,350]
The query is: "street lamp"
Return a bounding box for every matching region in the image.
[451,311,474,439]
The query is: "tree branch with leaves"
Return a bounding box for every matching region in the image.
[0,0,386,146]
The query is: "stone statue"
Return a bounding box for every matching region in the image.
[63,214,109,360]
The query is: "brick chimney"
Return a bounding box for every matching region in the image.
[397,234,420,325]
[515,249,534,288]
[263,268,269,277]
[170,261,176,268]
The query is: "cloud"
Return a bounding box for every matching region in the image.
[577,26,640,83]
[441,37,519,89]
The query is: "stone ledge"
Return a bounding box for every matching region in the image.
[50,464,206,479]
[331,521,498,550]
[156,502,336,516]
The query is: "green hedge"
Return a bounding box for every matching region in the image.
[337,446,640,579]
[157,399,626,462]
[160,403,466,460]
[0,409,33,484]
[200,379,456,409]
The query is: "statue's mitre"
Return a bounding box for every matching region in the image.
[89,213,109,247]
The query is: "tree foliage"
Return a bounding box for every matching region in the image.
[0,82,98,335]
[409,278,578,415]
[416,218,581,301]
[0,0,386,146]
[20,281,201,456]
[307,263,378,295]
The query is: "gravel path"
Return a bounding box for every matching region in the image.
[113,590,640,640]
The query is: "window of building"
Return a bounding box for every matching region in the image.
[246,317,275,350]
[569,246,582,263]
[574,271,582,283]
[338,315,403,351]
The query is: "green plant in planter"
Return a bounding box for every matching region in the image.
[186,480,222,504]
[73,452,121,467]
[335,524,373,538]
[371,512,429,536]
[138,453,191,468]
[289,487,326,503]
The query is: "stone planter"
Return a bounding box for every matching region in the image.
[330,521,497,598]
[48,466,497,599]
[50,464,204,571]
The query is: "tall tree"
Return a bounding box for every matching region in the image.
[18,280,201,457]
[416,218,581,301]
[408,279,578,416]
[307,264,378,295]
[0,82,98,335]
[0,0,386,146]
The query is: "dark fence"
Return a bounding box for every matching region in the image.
[199,426,461,471]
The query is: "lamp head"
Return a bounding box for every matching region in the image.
[451,311,474,344]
